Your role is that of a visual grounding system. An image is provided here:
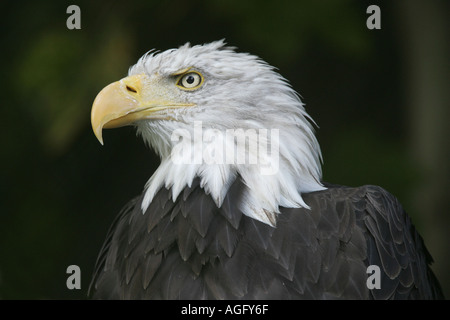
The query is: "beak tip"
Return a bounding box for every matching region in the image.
[93,127,105,145]
[96,134,105,146]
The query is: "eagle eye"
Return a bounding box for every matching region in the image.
[176,71,203,90]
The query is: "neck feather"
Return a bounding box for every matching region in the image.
[139,120,326,226]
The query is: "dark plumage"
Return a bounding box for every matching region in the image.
[89,41,443,300]
[89,179,443,299]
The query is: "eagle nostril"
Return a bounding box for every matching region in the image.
[126,85,137,93]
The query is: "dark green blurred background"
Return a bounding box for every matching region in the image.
[0,0,448,299]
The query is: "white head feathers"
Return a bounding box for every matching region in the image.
[130,40,325,226]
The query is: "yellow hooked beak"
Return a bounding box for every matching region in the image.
[91,74,195,145]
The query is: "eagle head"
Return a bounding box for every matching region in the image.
[91,40,325,226]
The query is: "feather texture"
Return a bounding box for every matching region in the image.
[89,41,443,300]
[89,181,443,299]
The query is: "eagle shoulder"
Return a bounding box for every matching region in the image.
[89,182,443,299]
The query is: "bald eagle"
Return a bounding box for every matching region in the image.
[89,40,443,299]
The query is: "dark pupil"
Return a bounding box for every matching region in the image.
[186,75,195,84]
